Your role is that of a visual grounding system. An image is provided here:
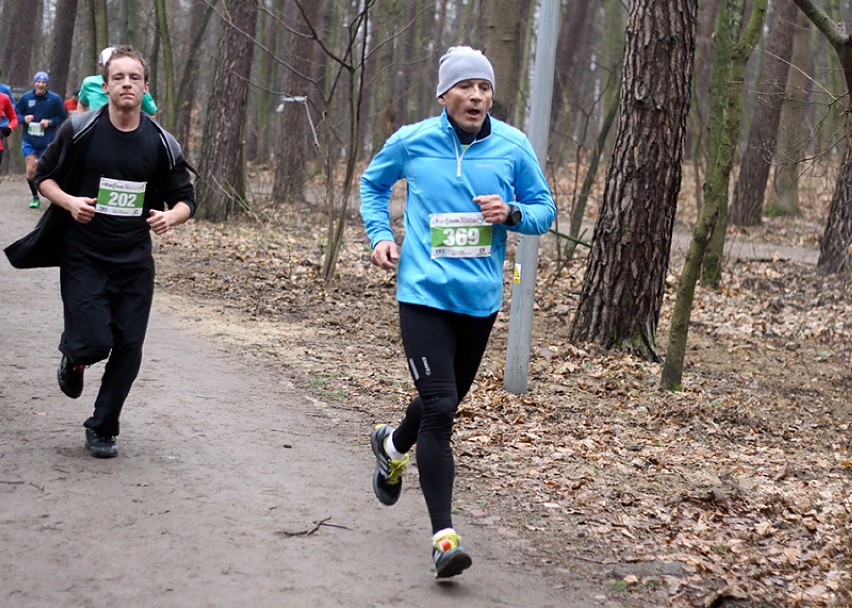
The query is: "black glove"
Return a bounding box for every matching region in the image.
[0,126,11,137]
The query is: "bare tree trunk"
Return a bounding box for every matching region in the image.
[662,0,767,390]
[367,0,401,153]
[154,0,176,127]
[394,1,415,125]
[686,0,722,216]
[477,0,522,122]
[730,0,798,226]
[79,0,98,74]
[196,0,258,221]
[273,0,323,203]
[48,0,79,98]
[701,0,748,287]
[570,0,698,360]
[174,0,216,158]
[93,0,109,57]
[791,0,852,272]
[319,2,371,282]
[819,140,852,273]
[770,10,809,215]
[123,0,144,49]
[4,2,38,87]
[549,0,593,159]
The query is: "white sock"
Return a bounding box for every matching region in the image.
[384,434,405,460]
[433,528,456,543]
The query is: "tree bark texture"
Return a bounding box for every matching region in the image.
[570,0,698,359]
[48,0,79,98]
[367,0,401,154]
[701,0,747,287]
[662,0,767,389]
[273,0,323,202]
[730,0,798,226]
[477,0,522,123]
[818,140,852,272]
[174,0,215,157]
[791,0,852,272]
[196,0,258,221]
[771,11,810,215]
[549,0,592,157]
[3,2,38,87]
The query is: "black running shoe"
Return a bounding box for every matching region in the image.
[370,424,409,505]
[432,531,472,579]
[85,428,118,459]
[57,355,84,399]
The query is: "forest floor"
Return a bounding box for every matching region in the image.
[151,168,850,608]
[2,169,849,607]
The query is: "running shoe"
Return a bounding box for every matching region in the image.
[29,197,40,209]
[85,428,118,459]
[370,424,409,505]
[57,355,85,398]
[432,531,472,579]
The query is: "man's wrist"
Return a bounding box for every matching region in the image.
[504,204,521,226]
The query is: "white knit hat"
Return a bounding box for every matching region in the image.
[436,46,495,98]
[99,47,116,66]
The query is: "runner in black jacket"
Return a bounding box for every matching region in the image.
[8,45,196,458]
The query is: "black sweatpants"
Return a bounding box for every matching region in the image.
[59,251,154,437]
[393,302,497,534]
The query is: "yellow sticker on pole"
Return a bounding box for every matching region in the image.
[513,263,521,284]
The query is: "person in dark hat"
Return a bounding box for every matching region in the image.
[361,46,555,579]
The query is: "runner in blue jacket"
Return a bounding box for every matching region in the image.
[15,71,66,208]
[361,46,555,579]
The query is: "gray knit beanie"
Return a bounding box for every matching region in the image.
[436,46,495,98]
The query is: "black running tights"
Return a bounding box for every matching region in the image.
[392,302,497,534]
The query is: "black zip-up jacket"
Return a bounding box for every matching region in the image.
[4,107,196,269]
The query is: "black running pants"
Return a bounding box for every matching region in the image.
[59,251,154,437]
[393,302,497,534]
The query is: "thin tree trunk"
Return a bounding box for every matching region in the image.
[48,0,79,98]
[174,0,216,157]
[4,2,38,87]
[154,0,176,127]
[662,0,767,390]
[701,0,748,287]
[368,0,401,153]
[566,85,620,260]
[791,0,852,272]
[320,3,371,282]
[93,0,108,57]
[196,0,258,221]
[273,0,322,202]
[730,0,798,226]
[549,0,592,159]
[770,11,809,215]
[477,0,521,122]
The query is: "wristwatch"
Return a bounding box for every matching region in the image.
[504,204,522,226]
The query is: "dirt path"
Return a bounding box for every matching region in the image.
[0,177,600,608]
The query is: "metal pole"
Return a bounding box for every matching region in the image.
[504,0,560,394]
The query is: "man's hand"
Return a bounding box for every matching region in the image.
[474,194,510,224]
[68,197,97,223]
[0,126,10,137]
[370,240,399,270]
[147,209,174,235]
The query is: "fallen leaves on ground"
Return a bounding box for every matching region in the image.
[155,193,849,608]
